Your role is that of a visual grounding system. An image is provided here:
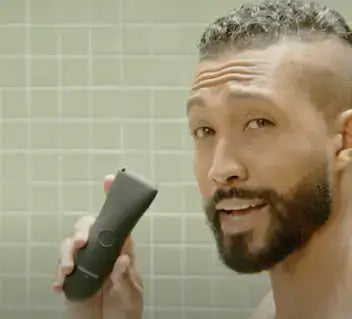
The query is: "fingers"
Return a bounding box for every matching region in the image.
[110,254,143,304]
[120,236,135,261]
[53,215,96,293]
[73,215,95,247]
[52,238,76,292]
[104,174,115,195]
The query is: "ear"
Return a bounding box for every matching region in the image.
[339,109,352,148]
[334,109,352,172]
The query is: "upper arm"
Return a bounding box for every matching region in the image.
[249,290,276,319]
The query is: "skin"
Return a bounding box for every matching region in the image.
[53,175,143,319]
[54,38,352,319]
[188,38,352,319]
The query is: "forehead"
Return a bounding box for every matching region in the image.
[191,42,302,95]
[188,40,337,119]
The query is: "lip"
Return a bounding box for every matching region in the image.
[218,203,269,235]
[215,198,266,211]
[219,202,267,215]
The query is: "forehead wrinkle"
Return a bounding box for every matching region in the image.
[187,85,280,115]
[191,58,277,95]
[193,60,270,83]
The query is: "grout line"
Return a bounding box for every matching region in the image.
[57,8,64,316]
[0,22,208,28]
[0,85,190,90]
[118,0,123,85]
[0,89,2,308]
[149,71,155,318]
[149,16,155,314]
[25,0,31,309]
[88,15,93,216]
[0,118,187,123]
[0,53,197,58]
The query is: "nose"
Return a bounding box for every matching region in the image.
[208,139,248,187]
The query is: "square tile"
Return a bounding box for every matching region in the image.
[0,58,25,86]
[184,278,213,307]
[154,278,181,307]
[31,121,60,149]
[30,153,59,181]
[1,153,28,181]
[62,184,90,211]
[30,27,58,55]
[1,214,28,242]
[154,246,181,275]
[92,57,121,86]
[1,89,28,118]
[154,216,182,243]
[31,58,58,86]
[185,247,215,275]
[1,277,27,307]
[30,0,58,24]
[62,58,88,86]
[153,89,188,118]
[32,184,59,212]
[0,246,26,274]
[62,90,89,118]
[30,89,59,118]
[92,27,121,55]
[62,122,89,149]
[91,122,121,150]
[30,246,58,274]
[62,153,90,181]
[214,277,249,308]
[60,27,89,54]
[2,183,28,211]
[57,0,90,23]
[91,0,119,23]
[123,122,150,150]
[0,27,26,55]
[31,215,60,244]
[0,0,25,24]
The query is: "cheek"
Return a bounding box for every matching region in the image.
[194,148,214,198]
[251,133,325,192]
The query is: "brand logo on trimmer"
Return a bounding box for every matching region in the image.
[78,265,99,279]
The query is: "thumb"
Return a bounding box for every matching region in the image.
[104,174,115,195]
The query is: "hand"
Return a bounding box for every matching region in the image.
[53,175,143,319]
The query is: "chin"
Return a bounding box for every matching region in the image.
[217,229,288,274]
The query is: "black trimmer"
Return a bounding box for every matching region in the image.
[63,167,158,301]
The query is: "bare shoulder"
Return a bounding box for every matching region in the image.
[249,290,276,319]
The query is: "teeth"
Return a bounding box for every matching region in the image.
[225,204,251,211]
[216,199,265,211]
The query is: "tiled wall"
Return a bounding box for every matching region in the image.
[0,0,350,319]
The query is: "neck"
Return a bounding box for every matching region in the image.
[270,169,352,319]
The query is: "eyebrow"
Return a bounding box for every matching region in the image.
[186,88,276,114]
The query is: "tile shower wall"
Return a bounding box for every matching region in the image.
[0,0,349,318]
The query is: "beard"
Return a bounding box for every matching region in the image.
[204,166,332,274]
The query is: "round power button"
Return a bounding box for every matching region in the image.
[97,230,114,248]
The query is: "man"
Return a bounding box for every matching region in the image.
[53,0,352,318]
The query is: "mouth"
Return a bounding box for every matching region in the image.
[216,201,269,235]
[219,202,268,216]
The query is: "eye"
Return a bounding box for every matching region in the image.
[192,126,215,139]
[245,118,275,130]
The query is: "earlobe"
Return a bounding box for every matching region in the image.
[334,109,352,171]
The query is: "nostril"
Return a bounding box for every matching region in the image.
[226,175,239,183]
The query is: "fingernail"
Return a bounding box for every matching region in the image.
[104,175,115,194]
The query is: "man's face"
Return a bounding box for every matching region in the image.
[187,42,333,273]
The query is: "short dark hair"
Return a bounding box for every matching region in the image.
[198,0,352,59]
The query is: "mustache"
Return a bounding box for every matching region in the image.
[210,187,274,207]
